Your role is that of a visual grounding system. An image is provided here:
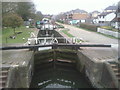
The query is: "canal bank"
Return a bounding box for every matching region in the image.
[77,47,119,89]
[1,49,34,88]
[1,28,39,89]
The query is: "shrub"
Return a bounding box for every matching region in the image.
[29,25,35,28]
[79,23,98,32]
[57,20,64,24]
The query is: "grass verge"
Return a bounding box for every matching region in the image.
[2,26,35,44]
[61,29,85,43]
[100,26,118,32]
[61,29,74,37]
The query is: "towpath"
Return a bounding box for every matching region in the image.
[56,23,118,44]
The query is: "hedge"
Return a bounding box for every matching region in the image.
[79,23,98,32]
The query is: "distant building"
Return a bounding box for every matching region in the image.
[72,13,89,20]
[70,13,89,24]
[63,9,89,24]
[93,5,117,26]
[70,9,88,14]
[91,11,100,18]
[103,6,117,13]
[111,2,120,29]
[97,12,116,26]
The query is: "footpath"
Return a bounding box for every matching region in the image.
[56,22,118,44]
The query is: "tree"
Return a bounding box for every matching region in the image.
[2,2,36,21]
[2,2,18,15]
[34,11,43,21]
[3,13,23,34]
[16,2,36,21]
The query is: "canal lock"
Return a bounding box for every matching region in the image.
[30,49,94,89]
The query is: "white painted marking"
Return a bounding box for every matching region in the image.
[38,47,52,51]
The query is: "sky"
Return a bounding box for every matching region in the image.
[32,0,120,15]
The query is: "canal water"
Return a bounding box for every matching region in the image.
[30,50,94,89]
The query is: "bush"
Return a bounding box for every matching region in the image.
[79,23,98,32]
[29,25,35,28]
[57,20,64,24]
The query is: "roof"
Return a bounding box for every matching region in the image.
[72,9,88,13]
[105,6,117,10]
[72,13,89,20]
[65,9,88,14]
[98,12,112,16]
[91,11,100,13]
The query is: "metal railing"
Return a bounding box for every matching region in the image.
[26,37,84,45]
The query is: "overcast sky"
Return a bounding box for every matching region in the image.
[32,0,119,15]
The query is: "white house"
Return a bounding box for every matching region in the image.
[93,12,116,26]
[93,5,117,26]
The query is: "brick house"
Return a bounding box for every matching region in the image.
[65,9,89,24]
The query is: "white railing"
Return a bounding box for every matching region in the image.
[26,37,83,45]
[97,28,120,38]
